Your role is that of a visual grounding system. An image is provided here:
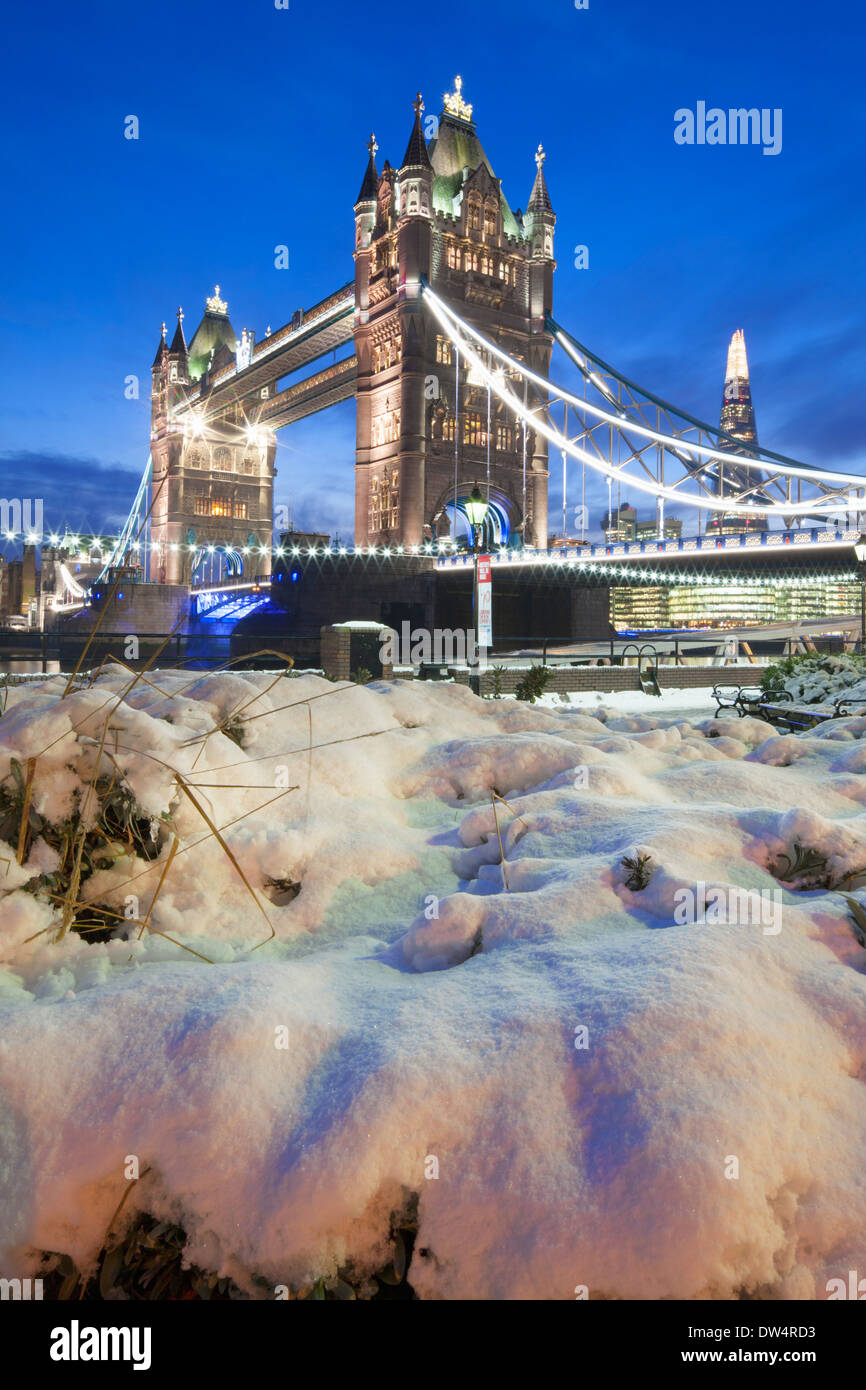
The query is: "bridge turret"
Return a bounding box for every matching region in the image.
[150,308,189,433]
[399,92,433,223]
[524,144,556,327]
[354,132,378,315]
[150,321,168,432]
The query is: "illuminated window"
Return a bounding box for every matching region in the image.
[447,242,459,270]
[211,497,231,517]
[436,335,452,366]
[483,203,497,237]
[467,199,480,231]
[369,470,399,533]
[465,248,478,272]
[233,500,247,519]
[214,447,232,471]
[463,412,488,447]
[496,423,513,451]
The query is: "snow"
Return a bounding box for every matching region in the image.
[1,669,865,1299]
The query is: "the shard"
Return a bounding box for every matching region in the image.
[706,329,768,534]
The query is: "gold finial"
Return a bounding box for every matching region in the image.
[413,92,424,117]
[367,131,378,157]
[160,321,166,340]
[206,285,228,314]
[177,306,184,324]
[535,143,546,169]
[443,75,473,122]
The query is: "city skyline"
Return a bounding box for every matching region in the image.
[1,0,864,545]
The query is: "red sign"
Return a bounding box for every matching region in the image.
[477,554,492,649]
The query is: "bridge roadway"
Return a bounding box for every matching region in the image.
[172,283,355,423]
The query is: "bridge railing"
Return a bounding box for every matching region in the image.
[435,526,863,570]
[189,575,271,594]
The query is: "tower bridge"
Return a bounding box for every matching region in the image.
[33,76,866,653]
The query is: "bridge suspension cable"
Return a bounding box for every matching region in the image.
[422,285,864,520]
[96,454,153,580]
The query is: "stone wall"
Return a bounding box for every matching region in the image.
[445,664,757,697]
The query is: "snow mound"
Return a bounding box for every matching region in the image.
[1,671,865,1299]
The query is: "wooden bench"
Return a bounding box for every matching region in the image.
[758,697,866,731]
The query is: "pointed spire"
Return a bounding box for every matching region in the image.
[356,132,379,203]
[527,144,553,213]
[152,321,168,367]
[169,306,187,355]
[401,92,432,170]
[725,328,749,384]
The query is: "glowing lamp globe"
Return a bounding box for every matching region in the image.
[465,484,489,531]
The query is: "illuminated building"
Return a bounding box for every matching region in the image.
[611,576,860,630]
[601,504,681,543]
[353,80,556,550]
[705,328,768,537]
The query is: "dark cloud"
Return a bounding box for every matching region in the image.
[0,450,144,536]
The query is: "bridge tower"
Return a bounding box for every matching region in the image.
[353,79,555,550]
[149,290,276,585]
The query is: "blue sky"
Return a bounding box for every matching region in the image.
[1,0,863,544]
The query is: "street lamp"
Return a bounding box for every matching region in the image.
[854,536,866,654]
[465,483,490,694]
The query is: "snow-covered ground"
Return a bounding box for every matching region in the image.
[538,684,720,721]
[1,670,865,1299]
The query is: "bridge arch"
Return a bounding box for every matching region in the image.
[433,485,517,549]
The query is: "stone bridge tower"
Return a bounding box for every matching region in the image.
[150,289,276,585]
[353,78,555,550]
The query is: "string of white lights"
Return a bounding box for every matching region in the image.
[423,285,866,495]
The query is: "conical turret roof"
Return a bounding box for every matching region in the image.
[401,93,432,169]
[169,308,188,355]
[356,133,379,202]
[527,145,553,213]
[151,324,168,367]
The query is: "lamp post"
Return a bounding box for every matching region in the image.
[854,537,866,655]
[464,482,490,695]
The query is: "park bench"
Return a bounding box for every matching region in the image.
[711,684,790,719]
[757,696,866,731]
